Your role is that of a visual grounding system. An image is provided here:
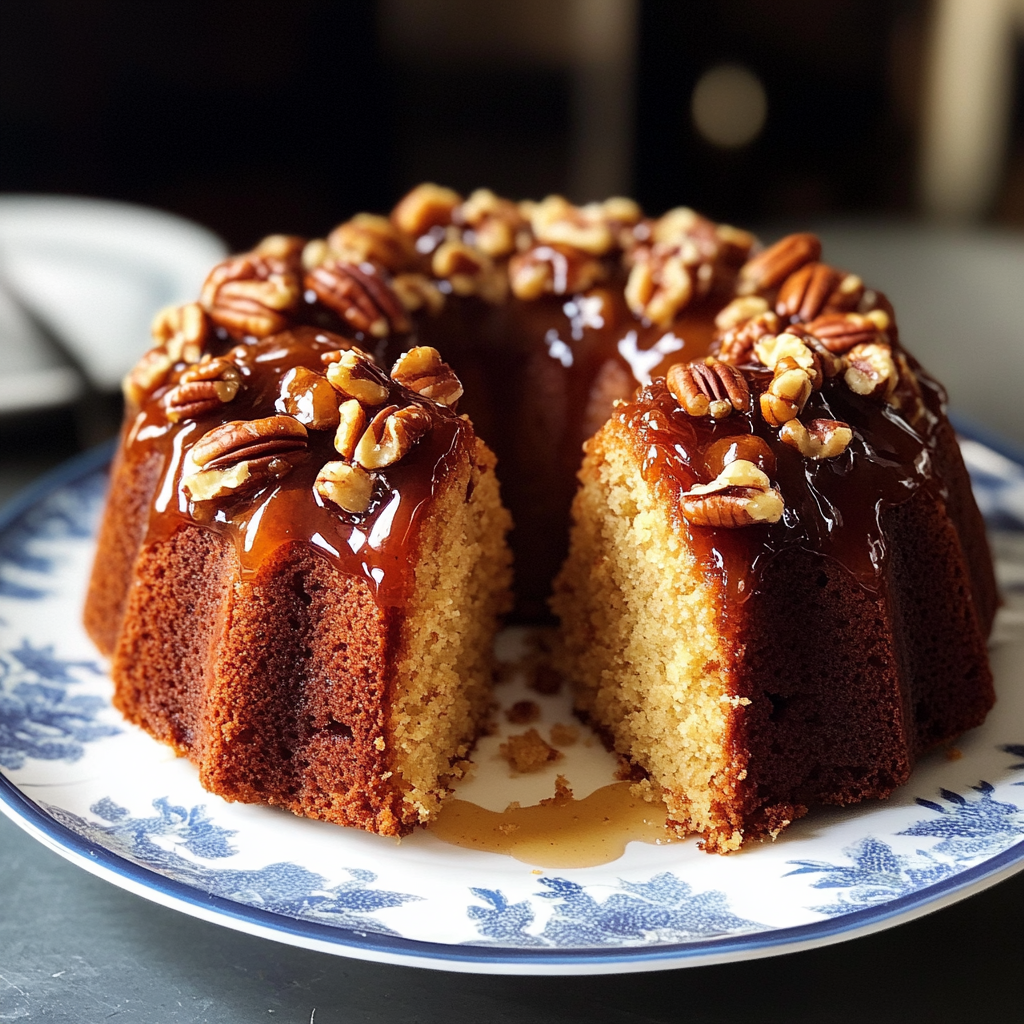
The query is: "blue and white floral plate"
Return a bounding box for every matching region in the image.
[2,431,1024,976]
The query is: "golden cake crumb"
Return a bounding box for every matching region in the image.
[500,729,562,773]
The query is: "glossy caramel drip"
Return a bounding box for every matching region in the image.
[127,326,471,607]
[615,345,948,614]
[427,782,675,868]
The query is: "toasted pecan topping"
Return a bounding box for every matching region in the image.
[354,404,433,470]
[150,302,209,364]
[508,244,606,300]
[775,262,843,322]
[164,357,242,423]
[305,259,410,338]
[277,366,340,430]
[666,358,749,418]
[391,183,462,237]
[625,248,693,327]
[183,415,308,501]
[714,311,781,365]
[391,272,446,315]
[315,460,374,514]
[680,460,784,527]
[805,311,888,354]
[324,349,389,406]
[327,213,415,273]
[714,296,770,332]
[390,347,463,406]
[200,253,301,339]
[760,357,814,427]
[844,342,898,400]
[738,232,822,295]
[779,417,854,459]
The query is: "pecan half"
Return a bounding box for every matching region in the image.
[150,302,210,364]
[432,239,507,301]
[458,188,529,258]
[323,349,389,405]
[277,366,341,430]
[625,248,693,327]
[200,253,301,338]
[327,213,415,273]
[528,195,621,256]
[779,417,853,459]
[390,346,463,406]
[391,183,462,237]
[714,296,770,332]
[315,461,374,514]
[508,244,605,300]
[305,259,410,337]
[183,415,308,501]
[164,358,242,423]
[804,312,886,354]
[714,311,781,365]
[844,342,898,400]
[737,233,822,295]
[680,460,784,527]
[334,399,367,459]
[354,404,433,469]
[666,358,749,418]
[391,272,446,315]
[252,234,305,267]
[760,357,813,427]
[775,262,843,322]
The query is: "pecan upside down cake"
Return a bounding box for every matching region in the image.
[85,184,997,851]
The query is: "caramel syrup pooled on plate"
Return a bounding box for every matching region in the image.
[428,782,675,868]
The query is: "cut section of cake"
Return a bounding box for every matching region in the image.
[86,324,512,836]
[552,235,996,852]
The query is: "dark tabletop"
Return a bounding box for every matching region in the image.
[2,416,1023,1024]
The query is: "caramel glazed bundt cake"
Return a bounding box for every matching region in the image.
[85,183,997,850]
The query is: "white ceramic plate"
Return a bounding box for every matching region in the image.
[0,195,226,412]
[1,432,1023,975]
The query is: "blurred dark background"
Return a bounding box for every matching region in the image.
[7,0,1024,252]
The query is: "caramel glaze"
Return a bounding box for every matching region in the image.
[126,326,471,609]
[617,325,949,622]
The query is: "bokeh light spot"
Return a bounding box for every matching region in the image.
[691,64,767,149]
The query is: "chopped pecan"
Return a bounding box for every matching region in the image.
[305,259,410,338]
[714,311,781,365]
[528,195,619,256]
[327,213,415,273]
[714,296,769,332]
[804,312,885,354]
[844,342,898,400]
[432,239,507,301]
[277,366,340,430]
[323,349,389,405]
[164,358,242,423]
[315,461,374,514]
[666,358,749,418]
[458,188,529,258]
[391,183,462,237]
[252,234,305,267]
[824,273,865,313]
[508,244,606,300]
[680,459,784,527]
[123,349,175,407]
[779,417,853,459]
[625,248,693,327]
[737,233,822,295]
[200,252,301,338]
[775,262,843,322]
[183,415,308,501]
[354,404,433,470]
[390,346,463,406]
[334,399,367,459]
[391,272,446,315]
[150,302,210,364]
[753,332,822,385]
[760,357,813,427]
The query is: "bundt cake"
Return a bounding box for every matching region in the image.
[85,185,997,849]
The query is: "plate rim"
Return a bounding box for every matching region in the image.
[1,437,1023,975]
